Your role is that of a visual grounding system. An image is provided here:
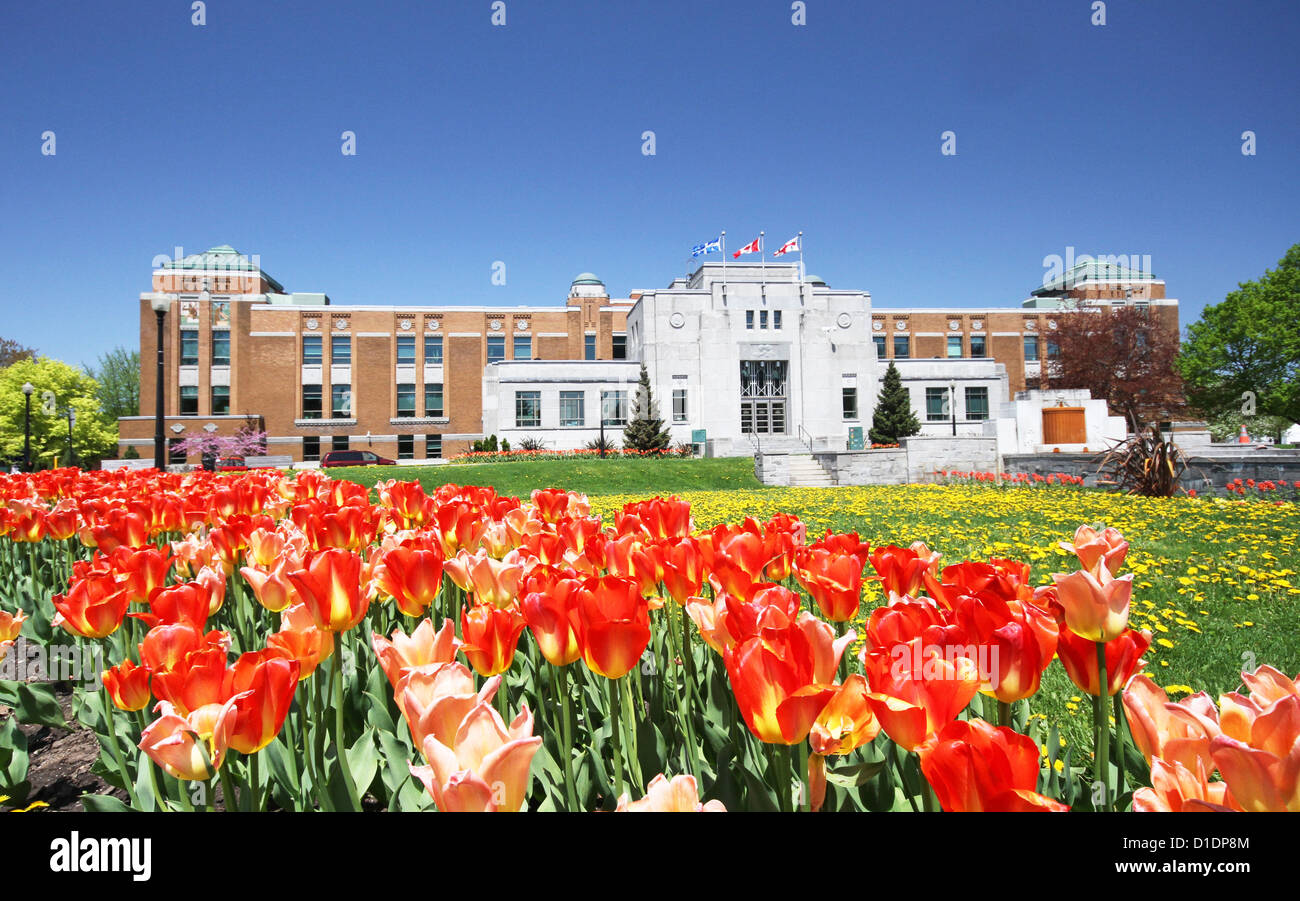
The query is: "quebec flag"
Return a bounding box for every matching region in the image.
[692,237,722,257]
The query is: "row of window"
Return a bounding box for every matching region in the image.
[513,389,688,429]
[298,384,445,420]
[179,385,229,416]
[838,385,990,422]
[179,331,228,367]
[165,433,444,463]
[872,334,1057,361]
[299,333,631,366]
[744,310,783,330]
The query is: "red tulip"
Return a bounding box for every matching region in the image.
[372,545,445,617]
[862,638,981,752]
[103,660,151,712]
[573,576,651,680]
[522,581,583,667]
[288,548,369,633]
[222,649,300,755]
[1056,626,1151,696]
[52,570,130,639]
[460,603,527,678]
[794,546,864,623]
[918,718,1069,812]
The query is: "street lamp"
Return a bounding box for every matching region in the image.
[21,382,34,472]
[150,295,173,471]
[65,406,76,470]
[950,380,957,437]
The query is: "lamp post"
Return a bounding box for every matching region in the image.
[66,406,76,469]
[950,380,957,437]
[150,295,173,471]
[21,382,34,472]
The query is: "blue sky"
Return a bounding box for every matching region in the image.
[1,0,1296,370]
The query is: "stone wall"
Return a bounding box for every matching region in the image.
[756,436,997,486]
[1002,450,1300,490]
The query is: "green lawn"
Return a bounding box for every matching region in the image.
[323,455,761,499]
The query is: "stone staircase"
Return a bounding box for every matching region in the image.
[785,453,836,487]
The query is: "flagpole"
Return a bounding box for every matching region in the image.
[798,231,804,282]
[760,231,765,285]
[721,230,727,289]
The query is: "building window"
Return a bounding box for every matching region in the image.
[425,434,442,459]
[873,336,886,358]
[332,384,351,418]
[396,384,416,418]
[168,437,186,464]
[303,334,322,365]
[515,391,541,428]
[842,386,858,420]
[1046,339,1060,359]
[332,435,349,452]
[1023,335,1039,361]
[926,387,949,422]
[970,335,986,358]
[302,385,322,419]
[397,335,416,365]
[672,388,687,423]
[746,310,754,330]
[211,385,230,415]
[180,385,198,416]
[760,310,769,329]
[584,334,596,360]
[302,436,320,462]
[514,336,531,360]
[488,335,505,363]
[965,386,989,421]
[212,333,231,367]
[773,310,782,329]
[947,336,963,358]
[559,391,585,427]
[601,390,628,426]
[398,435,414,460]
[181,330,199,366]
[332,335,351,365]
[612,334,627,359]
[893,335,910,359]
[425,335,443,364]
[424,383,443,417]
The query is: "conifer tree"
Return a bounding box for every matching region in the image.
[868,361,921,445]
[621,363,672,454]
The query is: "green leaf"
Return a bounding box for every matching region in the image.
[133,752,156,812]
[825,759,887,789]
[5,681,68,729]
[346,727,380,799]
[81,793,134,812]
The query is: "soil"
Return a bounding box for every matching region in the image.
[2,684,127,812]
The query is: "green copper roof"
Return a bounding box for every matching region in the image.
[571,272,604,285]
[804,273,827,285]
[1034,258,1156,296]
[159,245,284,292]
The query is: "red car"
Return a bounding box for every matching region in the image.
[320,450,395,468]
[214,455,248,472]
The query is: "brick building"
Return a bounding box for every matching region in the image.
[117,247,1178,463]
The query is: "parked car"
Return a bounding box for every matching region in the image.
[215,455,248,472]
[320,450,394,468]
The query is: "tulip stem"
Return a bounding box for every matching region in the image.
[997,700,1012,729]
[220,763,238,812]
[607,677,625,802]
[558,664,578,812]
[333,648,362,811]
[101,700,142,809]
[796,741,810,812]
[1094,640,1110,812]
[769,743,792,812]
[1113,689,1128,807]
[619,674,644,792]
[133,709,165,812]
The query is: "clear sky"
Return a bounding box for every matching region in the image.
[1,0,1296,370]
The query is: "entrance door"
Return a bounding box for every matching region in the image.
[740,360,787,435]
[1042,407,1086,444]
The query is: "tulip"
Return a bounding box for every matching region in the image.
[1060,524,1128,577]
[950,592,1059,704]
[1050,563,1133,643]
[52,571,130,639]
[616,773,726,812]
[151,646,229,716]
[444,549,525,610]
[1056,626,1151,696]
[809,674,880,757]
[917,718,1069,812]
[223,649,300,755]
[1122,675,1218,775]
[460,603,527,678]
[0,608,25,643]
[862,638,981,752]
[139,622,210,673]
[130,582,211,630]
[395,663,499,754]
[371,545,445,616]
[1132,757,1233,812]
[1210,731,1300,812]
[409,701,542,812]
[109,545,173,606]
[239,562,299,613]
[521,582,583,667]
[103,660,152,712]
[371,618,462,689]
[573,576,651,680]
[267,602,334,679]
[139,696,244,782]
[723,621,842,746]
[794,546,864,623]
[288,548,369,633]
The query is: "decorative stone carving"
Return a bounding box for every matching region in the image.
[305,319,319,330]
[399,320,413,331]
[516,319,529,331]
[872,321,883,331]
[837,313,852,329]
[669,312,685,329]
[489,320,502,331]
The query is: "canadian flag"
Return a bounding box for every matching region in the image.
[732,237,761,259]
[773,235,800,257]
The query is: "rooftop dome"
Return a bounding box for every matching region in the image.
[804,273,827,286]
[571,272,604,285]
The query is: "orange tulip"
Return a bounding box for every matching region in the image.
[1132,757,1233,812]
[240,562,299,613]
[444,549,525,610]
[1060,524,1128,578]
[372,545,445,616]
[950,592,1059,704]
[288,548,369,633]
[521,581,583,667]
[139,696,244,781]
[410,701,542,812]
[1056,626,1151,696]
[372,618,462,689]
[794,546,864,623]
[616,773,726,812]
[1210,730,1300,812]
[1050,564,1133,643]
[103,660,152,712]
[918,718,1069,812]
[862,638,981,752]
[0,608,25,644]
[1122,675,1219,775]
[139,622,213,673]
[151,646,229,716]
[109,545,173,606]
[267,602,334,679]
[460,603,527,678]
[809,674,881,757]
[722,619,843,746]
[659,538,704,606]
[52,570,130,639]
[869,542,942,603]
[223,649,300,755]
[130,582,211,630]
[573,576,651,680]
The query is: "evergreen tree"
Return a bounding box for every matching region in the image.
[621,363,672,454]
[868,361,921,445]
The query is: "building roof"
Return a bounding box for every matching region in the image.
[1033,258,1160,296]
[571,272,604,285]
[158,245,285,292]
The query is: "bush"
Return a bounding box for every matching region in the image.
[517,435,547,451]
[674,441,694,457]
[124,445,140,459]
[584,435,618,455]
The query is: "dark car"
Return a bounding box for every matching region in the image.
[320,450,394,468]
[214,455,248,472]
